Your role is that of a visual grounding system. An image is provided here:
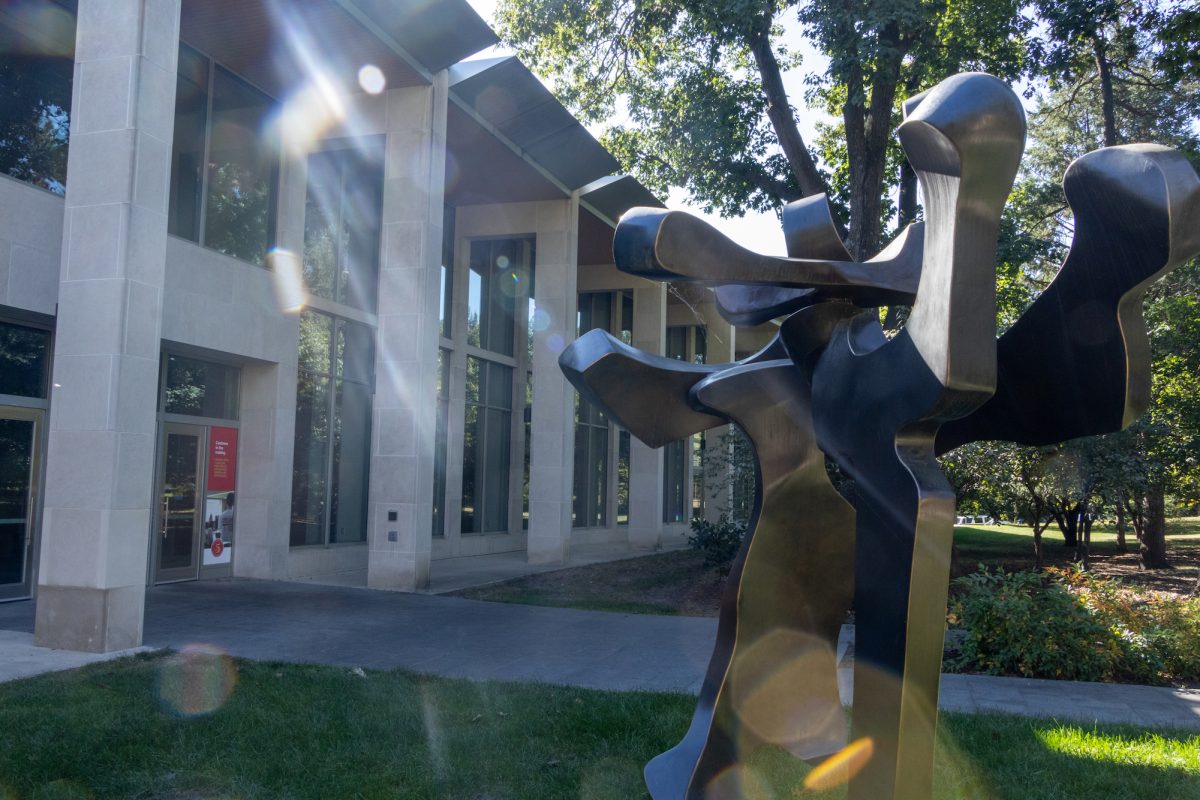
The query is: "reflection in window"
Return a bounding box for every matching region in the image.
[432,349,449,538]
[290,311,373,546]
[303,139,384,311]
[466,238,533,357]
[663,325,704,524]
[440,205,454,339]
[461,356,512,534]
[572,292,633,528]
[168,43,279,266]
[161,355,240,420]
[0,320,49,398]
[0,0,75,194]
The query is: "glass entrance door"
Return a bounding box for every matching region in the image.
[154,423,205,583]
[0,409,40,601]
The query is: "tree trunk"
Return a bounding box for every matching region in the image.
[842,23,906,260]
[748,24,827,199]
[1115,503,1127,552]
[1093,37,1119,147]
[1053,502,1079,547]
[1077,512,1092,569]
[1033,524,1044,570]
[1140,487,1170,568]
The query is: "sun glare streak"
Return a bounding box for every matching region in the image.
[269,248,306,312]
[419,684,447,780]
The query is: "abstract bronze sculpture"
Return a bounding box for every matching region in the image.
[560,72,1200,800]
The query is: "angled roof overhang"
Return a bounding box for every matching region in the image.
[179,0,496,97]
[449,56,620,193]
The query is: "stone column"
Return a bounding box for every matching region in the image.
[527,198,580,564]
[366,73,447,591]
[34,0,180,652]
[627,283,667,550]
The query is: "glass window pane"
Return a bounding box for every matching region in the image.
[298,311,332,375]
[303,139,384,311]
[290,372,329,546]
[666,326,688,360]
[617,430,630,525]
[461,401,479,533]
[432,349,449,537]
[441,205,454,339]
[466,264,483,349]
[337,319,373,385]
[162,354,240,419]
[204,65,277,266]
[663,439,686,523]
[620,291,633,344]
[168,43,208,241]
[0,0,75,194]
[694,327,708,365]
[329,378,370,543]
[482,406,511,532]
[485,361,512,410]
[0,321,49,398]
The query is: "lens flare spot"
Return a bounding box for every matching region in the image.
[704,764,773,800]
[729,629,845,759]
[495,255,510,270]
[546,333,566,354]
[803,736,874,791]
[358,64,386,94]
[268,248,306,313]
[531,307,552,332]
[158,644,237,718]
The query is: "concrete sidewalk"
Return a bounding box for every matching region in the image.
[1,579,1197,731]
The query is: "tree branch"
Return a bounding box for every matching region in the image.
[746,17,828,199]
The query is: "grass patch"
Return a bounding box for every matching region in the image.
[1,655,1198,799]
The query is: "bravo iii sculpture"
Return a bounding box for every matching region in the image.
[559,72,1200,800]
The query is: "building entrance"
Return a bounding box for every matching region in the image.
[152,421,238,584]
[151,353,241,584]
[0,408,42,601]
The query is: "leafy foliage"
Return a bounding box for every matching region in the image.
[948,565,1200,684]
[687,514,746,575]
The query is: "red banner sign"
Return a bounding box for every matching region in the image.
[207,427,238,493]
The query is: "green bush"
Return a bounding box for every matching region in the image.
[687,515,745,575]
[947,566,1200,684]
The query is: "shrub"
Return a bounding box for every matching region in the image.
[687,515,745,575]
[947,565,1200,684]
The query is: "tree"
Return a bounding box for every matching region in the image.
[495,0,1031,258]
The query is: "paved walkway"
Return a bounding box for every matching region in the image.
[1,579,1198,730]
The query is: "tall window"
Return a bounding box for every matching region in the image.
[168,42,278,266]
[573,291,633,528]
[303,138,384,311]
[0,0,76,193]
[432,349,450,537]
[440,205,454,339]
[663,324,704,523]
[290,311,373,546]
[460,237,533,534]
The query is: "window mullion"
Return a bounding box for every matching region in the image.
[196,56,215,247]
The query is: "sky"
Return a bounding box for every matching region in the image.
[462,0,831,256]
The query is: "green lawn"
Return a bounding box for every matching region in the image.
[1,654,1198,799]
[953,517,1200,569]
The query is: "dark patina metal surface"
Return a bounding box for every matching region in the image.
[559,69,1200,800]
